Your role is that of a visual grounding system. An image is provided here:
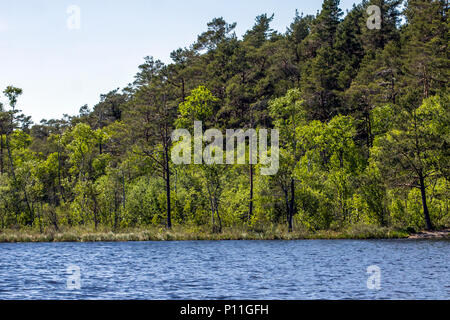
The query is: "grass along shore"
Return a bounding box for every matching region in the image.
[1,224,445,242]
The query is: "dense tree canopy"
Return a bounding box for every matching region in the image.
[0,0,448,233]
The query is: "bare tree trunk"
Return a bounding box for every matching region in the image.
[283,187,290,227]
[93,195,99,231]
[210,199,215,233]
[248,108,254,223]
[288,178,295,232]
[50,207,59,232]
[181,78,185,102]
[113,186,119,231]
[0,134,4,175]
[119,169,125,229]
[248,164,254,222]
[215,198,222,233]
[207,184,216,233]
[39,202,43,233]
[122,171,126,210]
[419,173,433,230]
[164,147,172,230]
[55,135,66,204]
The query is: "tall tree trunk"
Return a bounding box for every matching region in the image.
[114,191,119,231]
[50,208,59,232]
[57,138,65,203]
[207,185,216,233]
[288,178,295,232]
[248,109,254,223]
[215,198,222,233]
[283,187,290,227]
[39,202,43,233]
[211,204,215,233]
[164,147,172,229]
[181,78,185,102]
[0,134,4,175]
[419,173,433,230]
[248,164,254,222]
[93,194,98,231]
[122,170,126,210]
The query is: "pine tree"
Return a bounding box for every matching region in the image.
[401,0,449,103]
[360,0,402,54]
[300,0,343,121]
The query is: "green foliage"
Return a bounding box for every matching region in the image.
[0,0,448,235]
[178,86,219,126]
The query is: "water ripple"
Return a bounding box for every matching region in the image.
[0,240,449,299]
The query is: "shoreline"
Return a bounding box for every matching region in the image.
[407,229,450,240]
[0,226,448,243]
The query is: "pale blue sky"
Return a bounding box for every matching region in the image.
[0,0,358,122]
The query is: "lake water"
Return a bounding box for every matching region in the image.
[0,240,448,300]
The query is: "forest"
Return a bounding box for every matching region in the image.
[0,0,448,240]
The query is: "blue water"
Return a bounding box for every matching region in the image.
[0,240,448,299]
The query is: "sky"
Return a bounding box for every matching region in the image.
[0,0,359,123]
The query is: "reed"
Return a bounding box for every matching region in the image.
[0,224,413,242]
